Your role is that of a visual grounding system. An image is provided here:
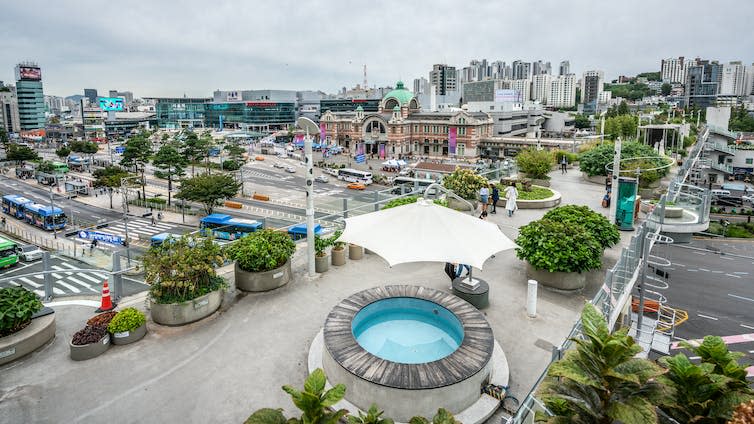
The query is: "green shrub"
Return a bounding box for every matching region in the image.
[442,167,488,200]
[515,219,603,273]
[227,229,296,272]
[382,196,447,210]
[579,141,670,178]
[543,205,620,248]
[108,308,146,333]
[554,150,579,164]
[222,160,240,171]
[513,184,553,201]
[145,197,167,205]
[515,148,554,179]
[0,286,43,337]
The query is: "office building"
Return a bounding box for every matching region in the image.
[84,88,98,104]
[152,97,211,129]
[547,74,577,108]
[462,80,496,103]
[581,70,604,108]
[559,61,570,76]
[15,62,46,130]
[531,74,552,103]
[660,57,687,84]
[429,64,457,95]
[44,95,65,115]
[413,77,430,95]
[0,83,21,133]
[108,90,134,104]
[720,61,747,96]
[320,98,380,113]
[512,61,531,80]
[684,59,722,109]
[745,63,754,97]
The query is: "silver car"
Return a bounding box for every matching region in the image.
[17,244,44,261]
[314,175,329,183]
[285,166,296,173]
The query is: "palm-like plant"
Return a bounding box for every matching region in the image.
[658,336,754,423]
[348,404,394,424]
[536,303,669,424]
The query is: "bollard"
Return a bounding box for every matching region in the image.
[42,252,53,301]
[342,198,348,219]
[374,191,379,211]
[527,279,538,318]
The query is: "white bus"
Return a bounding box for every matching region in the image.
[337,168,373,185]
[391,177,439,194]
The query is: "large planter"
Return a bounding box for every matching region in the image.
[69,333,110,361]
[315,254,329,273]
[515,188,562,209]
[110,323,147,346]
[348,244,363,260]
[447,197,478,212]
[331,247,346,266]
[150,289,222,326]
[0,311,56,366]
[526,263,587,292]
[530,178,551,187]
[235,259,291,292]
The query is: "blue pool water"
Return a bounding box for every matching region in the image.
[352,297,464,364]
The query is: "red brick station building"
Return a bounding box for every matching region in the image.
[319,81,493,159]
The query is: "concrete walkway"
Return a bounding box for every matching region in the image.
[0,169,635,423]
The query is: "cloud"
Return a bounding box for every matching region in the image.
[0,0,752,97]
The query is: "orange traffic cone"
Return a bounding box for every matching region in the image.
[95,279,117,312]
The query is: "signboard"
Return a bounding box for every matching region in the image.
[448,127,457,155]
[246,102,277,107]
[494,89,519,103]
[114,146,126,154]
[18,66,41,81]
[78,230,124,245]
[226,91,239,101]
[355,154,366,164]
[99,97,124,111]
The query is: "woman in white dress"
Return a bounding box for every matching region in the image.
[504,182,518,217]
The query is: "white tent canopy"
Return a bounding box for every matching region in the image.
[338,198,517,269]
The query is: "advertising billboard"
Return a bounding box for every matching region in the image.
[18,67,42,81]
[99,97,125,111]
[494,89,519,103]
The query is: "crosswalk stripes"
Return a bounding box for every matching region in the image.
[0,258,112,296]
[101,219,178,241]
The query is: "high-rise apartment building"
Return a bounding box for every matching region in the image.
[491,61,507,79]
[684,59,722,109]
[84,88,98,104]
[413,77,429,95]
[559,61,570,76]
[429,64,457,95]
[44,95,64,115]
[0,83,21,133]
[512,61,531,80]
[581,70,604,106]
[532,60,551,76]
[547,74,577,108]
[720,61,747,96]
[745,63,754,97]
[509,79,531,103]
[660,57,687,84]
[15,62,45,130]
[531,74,552,103]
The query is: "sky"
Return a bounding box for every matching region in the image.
[1,0,752,98]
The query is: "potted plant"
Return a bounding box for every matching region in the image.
[0,286,54,366]
[330,230,346,266]
[143,234,227,326]
[70,324,110,361]
[108,308,147,345]
[442,167,487,211]
[515,148,554,186]
[226,229,295,292]
[314,234,330,273]
[348,243,364,260]
[515,218,603,291]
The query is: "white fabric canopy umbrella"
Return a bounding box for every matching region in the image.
[338,198,517,269]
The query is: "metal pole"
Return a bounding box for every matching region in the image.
[42,252,53,301]
[112,250,122,301]
[342,198,348,219]
[609,137,622,225]
[374,191,379,211]
[305,130,315,277]
[49,184,57,239]
[636,234,652,333]
[122,178,132,265]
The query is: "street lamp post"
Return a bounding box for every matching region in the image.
[48,183,57,239]
[297,117,318,278]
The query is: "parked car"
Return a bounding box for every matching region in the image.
[347,182,366,190]
[285,166,296,173]
[17,244,44,261]
[273,162,284,168]
[713,195,743,207]
[314,175,329,183]
[741,195,754,204]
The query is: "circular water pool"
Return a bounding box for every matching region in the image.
[351,298,464,364]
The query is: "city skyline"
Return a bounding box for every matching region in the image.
[1,0,753,98]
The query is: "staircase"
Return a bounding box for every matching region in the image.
[711,162,734,174]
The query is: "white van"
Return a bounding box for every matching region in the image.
[711,189,731,197]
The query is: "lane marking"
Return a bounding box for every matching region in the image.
[711,270,724,273]
[18,277,41,288]
[729,294,754,303]
[733,271,749,275]
[76,273,104,284]
[698,314,719,320]
[726,273,742,279]
[688,269,698,272]
[741,324,754,330]
[694,251,707,256]
[55,280,81,293]
[672,332,754,349]
[67,276,94,291]
[699,268,710,272]
[676,263,686,267]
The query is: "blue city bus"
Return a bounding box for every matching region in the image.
[287,223,323,241]
[2,195,34,219]
[23,203,67,231]
[199,214,263,240]
[150,232,177,247]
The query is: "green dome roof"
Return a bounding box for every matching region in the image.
[356,105,363,111]
[393,105,400,111]
[383,81,414,106]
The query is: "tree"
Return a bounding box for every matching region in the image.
[515,148,554,179]
[224,142,246,162]
[729,105,754,132]
[661,83,672,96]
[176,173,240,215]
[603,114,638,140]
[573,114,591,129]
[536,303,669,423]
[617,100,630,116]
[6,144,40,161]
[55,146,71,160]
[152,143,186,206]
[199,133,215,173]
[93,166,133,209]
[0,127,8,145]
[181,130,210,176]
[120,134,153,201]
[69,140,99,154]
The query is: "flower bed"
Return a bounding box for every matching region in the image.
[517,185,554,201]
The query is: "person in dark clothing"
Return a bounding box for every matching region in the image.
[560,156,568,174]
[444,262,456,281]
[490,184,500,214]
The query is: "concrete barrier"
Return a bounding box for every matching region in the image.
[224,200,243,209]
[0,312,56,366]
[252,193,270,201]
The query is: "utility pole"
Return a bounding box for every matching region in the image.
[48,182,57,239]
[305,128,315,277]
[608,137,622,226]
[121,175,139,265]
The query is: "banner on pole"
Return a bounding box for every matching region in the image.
[319,122,326,143]
[378,144,386,160]
[449,127,457,155]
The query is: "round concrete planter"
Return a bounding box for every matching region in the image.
[526,263,586,292]
[582,174,607,185]
[348,244,363,260]
[235,260,291,292]
[150,289,222,326]
[515,187,562,209]
[110,323,147,346]
[0,313,56,366]
[315,254,330,273]
[331,247,346,266]
[69,333,110,361]
[530,178,551,187]
[447,197,478,212]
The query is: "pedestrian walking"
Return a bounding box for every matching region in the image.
[479,185,490,213]
[560,155,568,174]
[444,262,456,281]
[504,182,518,217]
[455,264,471,280]
[491,184,499,214]
[1,217,6,228]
